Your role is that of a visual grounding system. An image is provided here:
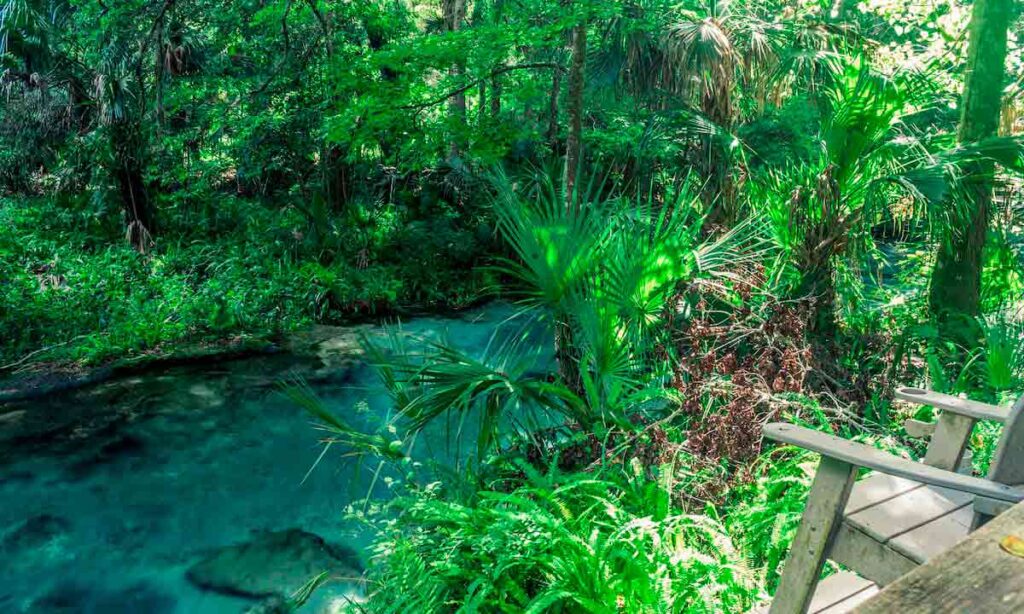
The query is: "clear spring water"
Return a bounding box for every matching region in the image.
[0,304,524,613]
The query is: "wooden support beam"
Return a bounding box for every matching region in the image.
[770,457,858,614]
[923,412,975,472]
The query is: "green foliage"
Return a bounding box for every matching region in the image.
[358,466,760,613]
[3,0,1024,612]
[0,195,489,365]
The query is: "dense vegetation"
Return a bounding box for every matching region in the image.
[2,0,1023,611]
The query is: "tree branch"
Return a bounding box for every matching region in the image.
[303,0,333,58]
[248,35,323,97]
[140,0,176,58]
[401,62,565,112]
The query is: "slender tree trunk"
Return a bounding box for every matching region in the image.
[928,0,1011,344]
[155,13,166,128]
[489,0,504,119]
[307,3,353,210]
[554,16,588,394]
[701,71,737,226]
[562,22,586,210]
[366,18,397,164]
[796,166,842,336]
[547,67,561,152]
[444,0,468,157]
[479,81,487,125]
[555,319,584,397]
[490,75,502,117]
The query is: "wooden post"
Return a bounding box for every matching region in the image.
[975,397,1024,528]
[923,412,976,472]
[770,457,858,614]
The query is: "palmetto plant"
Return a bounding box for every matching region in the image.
[490,168,757,402]
[665,0,741,122]
[752,59,1019,334]
[0,0,86,116]
[2,0,159,249]
[981,313,1024,395]
[1,0,58,70]
[294,169,760,473]
[595,0,847,224]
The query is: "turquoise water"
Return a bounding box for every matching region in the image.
[0,304,522,613]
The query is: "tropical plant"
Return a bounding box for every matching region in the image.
[753,59,1024,335]
[491,168,759,394]
[4,1,1024,612]
[357,464,760,613]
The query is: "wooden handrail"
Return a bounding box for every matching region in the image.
[895,387,1011,422]
[763,423,1024,503]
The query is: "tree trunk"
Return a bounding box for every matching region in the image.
[110,122,154,252]
[700,68,736,226]
[443,0,468,157]
[479,81,487,125]
[324,145,352,209]
[928,0,1011,345]
[562,22,586,210]
[800,259,838,337]
[547,67,561,152]
[490,75,502,117]
[555,319,584,398]
[489,0,504,120]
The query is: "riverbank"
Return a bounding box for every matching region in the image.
[0,195,496,378]
[0,297,496,404]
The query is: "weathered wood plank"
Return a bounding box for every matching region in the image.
[817,584,879,614]
[854,499,1024,613]
[829,523,917,586]
[887,506,972,563]
[763,423,1024,502]
[974,494,1017,518]
[845,486,969,544]
[895,387,1011,422]
[988,397,1024,485]
[903,418,936,439]
[770,457,858,614]
[923,412,975,471]
[807,572,875,614]
[844,473,921,515]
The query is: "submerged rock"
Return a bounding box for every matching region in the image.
[2,514,69,553]
[186,529,361,598]
[68,433,148,479]
[0,409,26,426]
[284,325,374,380]
[27,581,90,613]
[29,580,176,614]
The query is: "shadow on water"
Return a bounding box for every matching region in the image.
[0,303,537,613]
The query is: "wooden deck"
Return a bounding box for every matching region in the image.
[750,572,878,614]
[753,472,977,613]
[854,495,1024,612]
[805,572,877,613]
[760,393,1024,613]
